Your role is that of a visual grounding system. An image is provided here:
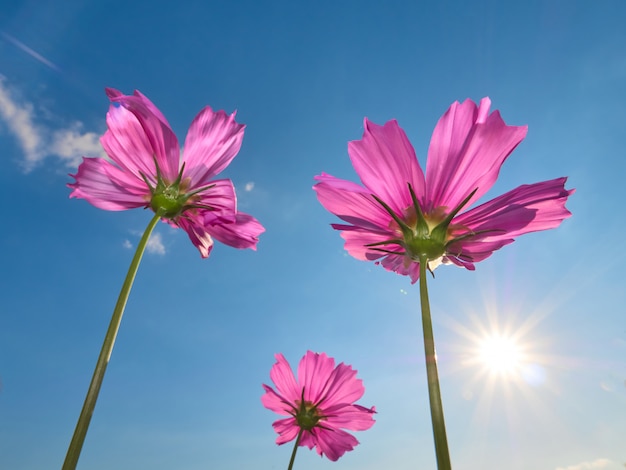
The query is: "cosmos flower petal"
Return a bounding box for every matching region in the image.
[313,173,392,231]
[268,353,301,403]
[272,417,301,445]
[446,238,515,267]
[323,404,376,431]
[191,178,237,223]
[261,384,293,416]
[68,157,148,211]
[348,118,426,213]
[182,106,245,185]
[335,226,397,261]
[207,212,264,250]
[298,430,317,450]
[105,88,180,182]
[425,98,528,211]
[315,363,365,408]
[378,253,421,283]
[175,215,215,258]
[453,177,573,239]
[100,102,158,183]
[309,426,360,461]
[297,351,337,403]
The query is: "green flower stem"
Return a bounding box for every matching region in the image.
[418,256,452,470]
[62,213,161,470]
[287,429,303,470]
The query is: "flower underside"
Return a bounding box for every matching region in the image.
[367,184,496,265]
[143,158,215,219]
[290,388,325,431]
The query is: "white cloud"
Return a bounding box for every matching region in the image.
[244,181,255,192]
[0,76,105,172]
[122,240,133,249]
[51,123,103,168]
[146,232,166,255]
[555,458,615,470]
[0,77,43,167]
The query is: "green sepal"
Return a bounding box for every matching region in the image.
[430,188,478,243]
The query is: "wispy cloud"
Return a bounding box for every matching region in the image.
[125,232,167,255]
[0,77,42,167]
[1,31,60,71]
[0,77,104,171]
[146,232,166,255]
[50,124,103,168]
[244,181,255,192]
[555,458,616,470]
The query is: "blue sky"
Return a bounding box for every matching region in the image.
[1,1,625,469]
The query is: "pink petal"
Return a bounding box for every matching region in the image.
[315,362,365,408]
[268,353,301,404]
[297,352,337,404]
[425,98,527,212]
[313,173,394,231]
[68,157,149,211]
[298,430,318,450]
[192,178,237,224]
[308,426,359,461]
[261,384,293,416]
[206,212,264,250]
[100,103,158,184]
[348,118,426,214]
[182,106,245,185]
[272,417,300,445]
[323,403,376,431]
[446,238,515,267]
[377,253,421,283]
[106,88,173,128]
[336,226,400,261]
[105,88,180,182]
[453,177,573,240]
[175,214,215,258]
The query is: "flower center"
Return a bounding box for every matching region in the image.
[143,160,212,220]
[396,205,448,261]
[367,185,478,264]
[295,400,321,431]
[150,184,187,218]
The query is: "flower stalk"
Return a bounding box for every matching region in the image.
[418,255,452,470]
[62,213,161,470]
[287,429,303,470]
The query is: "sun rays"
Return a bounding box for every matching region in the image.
[476,334,524,377]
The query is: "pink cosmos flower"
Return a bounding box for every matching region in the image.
[314,98,573,283]
[68,88,263,257]
[261,351,376,462]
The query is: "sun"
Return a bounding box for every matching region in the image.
[477,334,523,376]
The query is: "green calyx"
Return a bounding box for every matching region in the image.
[143,159,215,219]
[295,402,321,430]
[368,185,478,264]
[150,189,186,218]
[294,388,322,431]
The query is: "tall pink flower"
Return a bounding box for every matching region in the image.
[261,351,376,462]
[314,98,573,283]
[68,88,263,257]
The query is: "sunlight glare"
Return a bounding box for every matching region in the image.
[478,335,522,376]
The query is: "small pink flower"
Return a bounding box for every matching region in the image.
[314,98,573,282]
[68,88,263,257]
[261,351,376,462]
